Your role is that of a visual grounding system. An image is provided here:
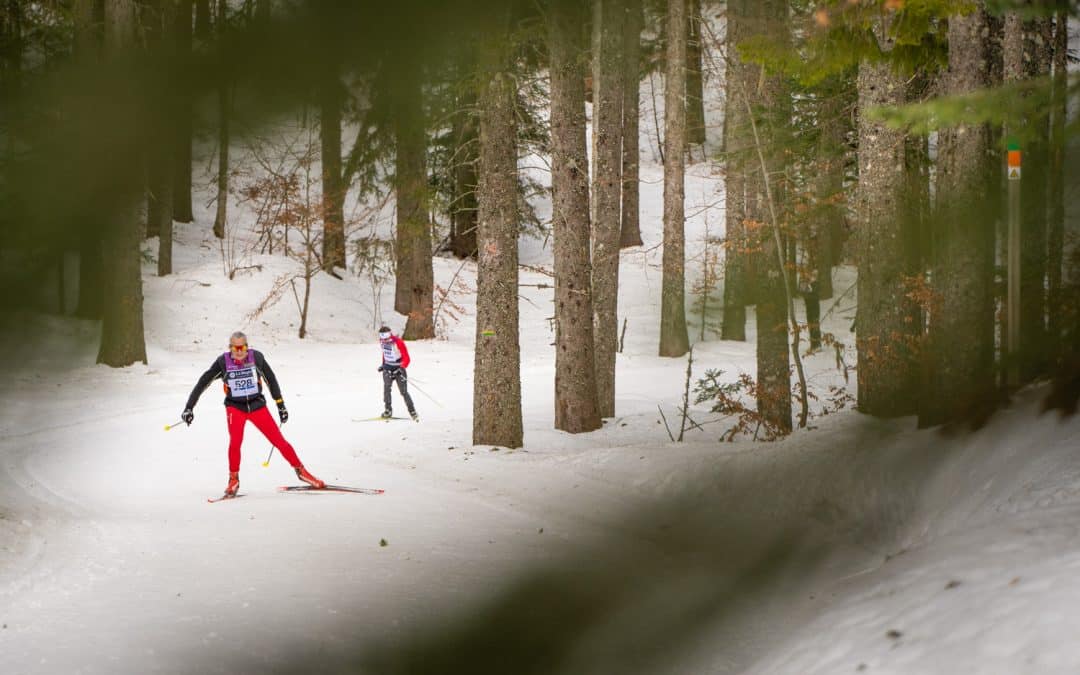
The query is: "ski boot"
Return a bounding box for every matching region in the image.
[380,409,392,419]
[225,471,240,497]
[295,466,325,489]
[409,410,419,422]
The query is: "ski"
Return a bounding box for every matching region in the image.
[352,416,411,422]
[207,493,244,503]
[278,484,384,495]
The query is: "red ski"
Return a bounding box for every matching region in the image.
[278,485,384,495]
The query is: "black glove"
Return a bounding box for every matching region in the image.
[277,401,289,424]
[377,365,384,372]
[181,408,194,426]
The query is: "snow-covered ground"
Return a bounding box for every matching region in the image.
[3,43,1080,674]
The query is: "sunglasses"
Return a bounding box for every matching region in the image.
[230,344,249,352]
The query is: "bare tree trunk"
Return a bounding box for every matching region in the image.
[172,0,193,223]
[720,1,748,341]
[618,0,643,248]
[591,0,624,418]
[211,0,227,239]
[193,0,209,39]
[146,0,177,275]
[740,0,791,432]
[1047,8,1067,363]
[685,0,706,149]
[73,0,104,319]
[855,11,920,418]
[450,68,479,258]
[660,0,689,357]
[320,70,346,271]
[921,2,996,427]
[549,0,602,433]
[473,66,522,448]
[98,0,147,367]
[394,68,424,316]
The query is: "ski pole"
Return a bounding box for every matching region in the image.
[406,378,443,408]
[262,444,275,467]
[164,420,186,431]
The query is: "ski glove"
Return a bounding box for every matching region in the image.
[277,401,289,424]
[377,365,384,372]
[181,408,194,426]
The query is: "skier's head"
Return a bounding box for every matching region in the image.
[228,331,249,359]
[378,326,393,342]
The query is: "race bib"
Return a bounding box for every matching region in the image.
[224,354,260,398]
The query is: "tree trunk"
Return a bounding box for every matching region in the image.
[194,0,209,38]
[1047,9,1067,364]
[549,0,602,434]
[320,70,346,271]
[855,12,919,418]
[473,67,523,449]
[211,0,227,239]
[685,0,706,149]
[660,0,690,358]
[147,0,176,275]
[921,2,995,427]
[172,0,193,223]
[746,0,791,435]
[98,0,147,367]
[720,2,748,341]
[450,72,479,258]
[591,0,624,418]
[810,76,852,301]
[618,0,643,248]
[393,70,429,326]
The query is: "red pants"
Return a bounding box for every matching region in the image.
[226,405,302,472]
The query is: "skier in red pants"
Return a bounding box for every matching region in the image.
[182,331,324,496]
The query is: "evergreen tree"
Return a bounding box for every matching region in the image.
[549,0,602,433]
[473,46,523,448]
[591,0,625,417]
[98,0,147,367]
[659,0,690,357]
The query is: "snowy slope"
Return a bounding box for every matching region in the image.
[3,50,1080,675]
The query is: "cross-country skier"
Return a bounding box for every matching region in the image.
[181,331,324,496]
[377,326,418,421]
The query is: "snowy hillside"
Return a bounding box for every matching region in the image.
[3,36,1080,675]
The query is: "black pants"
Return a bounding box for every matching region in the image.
[383,367,415,414]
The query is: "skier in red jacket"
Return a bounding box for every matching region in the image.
[182,331,324,497]
[377,326,418,421]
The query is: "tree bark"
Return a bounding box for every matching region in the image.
[855,11,920,418]
[98,0,147,367]
[685,0,706,148]
[549,0,602,434]
[211,0,227,239]
[193,0,209,39]
[320,70,346,271]
[618,0,643,248]
[172,0,193,223]
[450,69,479,258]
[720,1,747,341]
[746,0,791,434]
[921,2,996,427]
[591,0,624,418]
[393,68,424,316]
[146,0,176,275]
[473,67,523,448]
[1047,8,1067,364]
[660,0,689,358]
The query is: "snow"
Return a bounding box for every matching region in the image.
[3,51,1080,675]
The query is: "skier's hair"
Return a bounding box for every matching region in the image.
[230,331,248,344]
[378,326,392,335]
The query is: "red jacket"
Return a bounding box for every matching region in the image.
[380,335,411,369]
